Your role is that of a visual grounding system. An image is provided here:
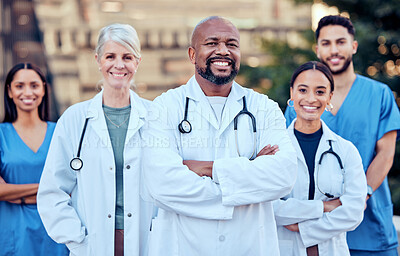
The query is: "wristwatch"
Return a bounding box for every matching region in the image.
[367,185,373,197]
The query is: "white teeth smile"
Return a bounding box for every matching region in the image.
[303,106,317,110]
[213,62,229,66]
[22,99,34,104]
[111,73,126,77]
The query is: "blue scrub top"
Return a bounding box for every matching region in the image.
[285,75,400,251]
[0,122,69,256]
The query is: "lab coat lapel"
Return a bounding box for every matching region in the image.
[186,77,219,130]
[218,82,245,136]
[86,90,113,153]
[125,90,146,143]
[314,120,338,165]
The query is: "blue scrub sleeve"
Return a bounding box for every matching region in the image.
[378,86,400,141]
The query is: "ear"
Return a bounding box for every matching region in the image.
[188,47,196,64]
[136,57,142,67]
[289,87,293,99]
[315,45,321,59]
[352,40,358,55]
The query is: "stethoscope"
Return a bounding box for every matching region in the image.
[70,118,90,171]
[316,140,345,198]
[178,96,257,160]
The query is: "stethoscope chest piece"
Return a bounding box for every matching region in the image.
[178,120,192,133]
[70,157,83,171]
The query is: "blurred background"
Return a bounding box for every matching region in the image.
[0,0,399,213]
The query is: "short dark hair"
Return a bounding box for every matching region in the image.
[3,63,50,122]
[315,15,355,41]
[290,61,334,92]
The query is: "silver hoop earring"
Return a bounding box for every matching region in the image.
[287,99,294,107]
[325,103,334,112]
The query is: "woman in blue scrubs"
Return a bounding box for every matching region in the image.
[0,63,68,256]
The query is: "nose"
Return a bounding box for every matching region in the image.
[115,57,125,69]
[330,43,339,55]
[215,43,229,56]
[23,86,33,95]
[306,92,317,103]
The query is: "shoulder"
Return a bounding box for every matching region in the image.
[0,122,11,136]
[154,85,185,104]
[324,123,359,156]
[356,75,390,92]
[47,121,57,132]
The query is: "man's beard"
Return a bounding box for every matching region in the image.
[196,57,238,85]
[321,55,352,75]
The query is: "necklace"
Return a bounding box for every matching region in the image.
[104,112,130,128]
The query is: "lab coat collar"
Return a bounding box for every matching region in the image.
[287,119,338,170]
[86,89,147,145]
[184,76,246,133]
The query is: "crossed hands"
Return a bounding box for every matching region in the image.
[183,144,279,178]
[284,198,342,232]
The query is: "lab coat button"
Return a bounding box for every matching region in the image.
[219,235,225,241]
[127,213,132,217]
[108,214,112,218]
[109,167,113,170]
[126,165,131,169]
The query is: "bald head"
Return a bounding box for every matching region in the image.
[191,16,239,48]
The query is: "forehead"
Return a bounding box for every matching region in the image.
[294,70,330,85]
[102,40,131,53]
[318,25,353,42]
[13,69,41,81]
[195,19,240,43]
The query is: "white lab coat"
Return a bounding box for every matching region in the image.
[273,120,367,256]
[142,76,297,256]
[37,90,154,256]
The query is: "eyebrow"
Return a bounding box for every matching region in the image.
[297,84,328,89]
[320,37,347,42]
[204,37,239,43]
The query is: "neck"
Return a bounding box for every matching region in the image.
[194,73,232,97]
[332,62,357,92]
[14,109,44,127]
[294,119,322,134]
[103,86,130,108]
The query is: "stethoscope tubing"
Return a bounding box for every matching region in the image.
[316,140,345,199]
[179,96,257,160]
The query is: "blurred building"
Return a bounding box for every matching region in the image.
[1,0,312,117]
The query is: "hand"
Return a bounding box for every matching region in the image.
[256,144,279,158]
[0,175,6,184]
[284,223,299,232]
[8,195,37,204]
[323,198,342,212]
[183,160,213,177]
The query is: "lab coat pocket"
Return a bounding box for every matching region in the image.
[279,239,294,256]
[67,233,95,256]
[148,218,178,256]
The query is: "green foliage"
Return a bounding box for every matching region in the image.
[238,31,316,110]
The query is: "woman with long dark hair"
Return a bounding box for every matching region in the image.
[0,63,68,255]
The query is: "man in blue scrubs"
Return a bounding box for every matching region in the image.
[285,15,400,255]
